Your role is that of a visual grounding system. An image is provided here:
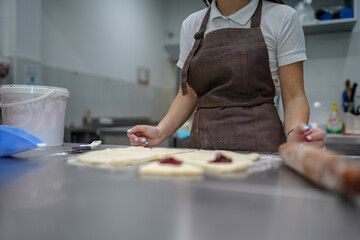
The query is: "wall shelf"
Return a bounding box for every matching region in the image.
[302,18,356,34]
[286,0,357,34]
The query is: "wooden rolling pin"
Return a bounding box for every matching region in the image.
[278,142,360,194]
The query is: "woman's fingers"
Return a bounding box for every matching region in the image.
[127,125,153,147]
[294,123,313,136]
[288,123,312,142]
[128,135,148,146]
[303,128,326,148]
[128,133,149,146]
[289,124,326,149]
[305,128,326,141]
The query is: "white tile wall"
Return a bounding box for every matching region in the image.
[304,31,360,125]
[17,60,175,127]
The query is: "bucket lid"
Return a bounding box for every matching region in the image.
[0,85,69,98]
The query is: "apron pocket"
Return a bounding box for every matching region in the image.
[197,51,248,107]
[198,51,246,71]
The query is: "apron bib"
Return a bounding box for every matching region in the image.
[181,0,286,152]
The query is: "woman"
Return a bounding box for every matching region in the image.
[127,0,325,152]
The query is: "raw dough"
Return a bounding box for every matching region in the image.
[77,147,159,165]
[172,150,258,174]
[173,150,259,162]
[183,159,253,174]
[139,160,203,176]
[77,147,195,165]
[149,147,195,158]
[77,146,259,174]
[218,151,260,162]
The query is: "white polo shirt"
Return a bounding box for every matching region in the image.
[177,0,307,95]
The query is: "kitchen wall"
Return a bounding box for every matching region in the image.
[1,0,176,127]
[1,0,360,128]
[163,0,204,46]
[303,30,360,125]
[0,0,16,84]
[0,0,42,82]
[0,0,15,57]
[40,0,176,126]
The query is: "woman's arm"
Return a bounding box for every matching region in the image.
[127,83,197,147]
[279,61,325,148]
[157,83,197,141]
[279,61,309,133]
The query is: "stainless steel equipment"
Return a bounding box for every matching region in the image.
[0,144,359,240]
[325,134,360,155]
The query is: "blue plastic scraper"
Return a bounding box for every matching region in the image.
[0,125,46,157]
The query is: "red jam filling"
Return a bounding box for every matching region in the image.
[209,153,232,163]
[159,157,182,166]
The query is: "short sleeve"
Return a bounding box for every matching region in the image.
[277,9,307,66]
[176,21,193,69]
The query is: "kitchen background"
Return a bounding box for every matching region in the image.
[0,0,359,140]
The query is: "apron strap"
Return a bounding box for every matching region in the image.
[251,0,262,28]
[180,7,211,95]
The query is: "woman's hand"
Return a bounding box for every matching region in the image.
[287,123,326,148]
[126,125,164,147]
[126,83,197,148]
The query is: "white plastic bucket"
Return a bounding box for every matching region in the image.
[0,85,70,146]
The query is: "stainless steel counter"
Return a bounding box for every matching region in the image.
[1,144,359,240]
[325,134,360,155]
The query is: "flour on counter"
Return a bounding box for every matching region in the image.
[49,152,68,157]
[67,156,137,170]
[246,154,283,174]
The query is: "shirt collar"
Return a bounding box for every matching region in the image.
[209,0,259,26]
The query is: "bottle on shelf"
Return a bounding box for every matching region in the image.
[295,0,316,24]
[326,102,343,134]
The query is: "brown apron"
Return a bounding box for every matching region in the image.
[181,0,286,152]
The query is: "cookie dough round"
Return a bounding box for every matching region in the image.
[139,161,203,176]
[77,147,159,165]
[172,150,257,174]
